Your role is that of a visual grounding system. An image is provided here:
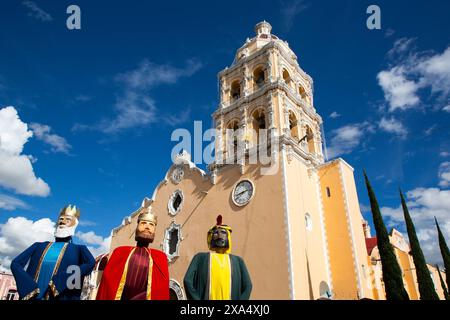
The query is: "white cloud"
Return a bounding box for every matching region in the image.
[443,105,450,112]
[329,111,341,119]
[0,216,54,270]
[440,151,450,157]
[438,162,450,188]
[417,47,450,97]
[0,106,50,196]
[424,125,436,137]
[0,107,32,155]
[384,28,395,38]
[76,232,111,258]
[280,0,308,32]
[327,122,373,158]
[378,42,450,111]
[377,67,421,111]
[381,187,450,265]
[22,1,52,22]
[76,231,104,246]
[388,37,416,58]
[98,92,157,134]
[0,216,111,271]
[378,116,408,138]
[115,59,202,90]
[74,59,201,134]
[0,194,28,211]
[30,123,71,154]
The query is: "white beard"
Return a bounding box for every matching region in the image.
[54,220,78,238]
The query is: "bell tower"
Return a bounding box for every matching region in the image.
[211,21,325,173]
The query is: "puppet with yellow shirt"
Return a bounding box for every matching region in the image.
[183,215,252,300]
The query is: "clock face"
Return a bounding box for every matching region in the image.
[232,180,254,206]
[171,167,184,184]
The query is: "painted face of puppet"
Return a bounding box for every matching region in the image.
[135,219,156,244]
[210,228,229,250]
[54,215,78,238]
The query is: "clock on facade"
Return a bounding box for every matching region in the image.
[232,180,255,206]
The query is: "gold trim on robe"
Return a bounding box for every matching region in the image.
[34,242,52,282]
[145,248,154,300]
[22,288,40,301]
[114,247,137,300]
[44,243,68,300]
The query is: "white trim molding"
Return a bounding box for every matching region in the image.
[281,145,295,299]
[338,161,364,298]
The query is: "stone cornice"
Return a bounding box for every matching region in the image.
[219,41,313,84]
[212,80,322,125]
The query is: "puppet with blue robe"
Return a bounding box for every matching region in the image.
[11,205,95,300]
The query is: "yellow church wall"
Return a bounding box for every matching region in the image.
[282,151,330,299]
[395,248,419,300]
[318,160,359,299]
[339,161,374,299]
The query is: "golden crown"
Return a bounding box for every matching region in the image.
[59,205,80,220]
[137,206,157,225]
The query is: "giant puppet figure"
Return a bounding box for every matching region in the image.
[96,206,169,300]
[183,215,252,300]
[11,205,95,300]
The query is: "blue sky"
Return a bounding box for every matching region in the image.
[0,0,450,269]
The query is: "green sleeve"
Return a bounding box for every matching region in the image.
[238,256,252,300]
[183,254,202,300]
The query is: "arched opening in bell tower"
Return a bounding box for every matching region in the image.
[299,85,307,100]
[226,119,240,159]
[282,68,292,88]
[305,125,316,154]
[289,111,299,140]
[251,108,267,147]
[230,80,241,102]
[253,66,265,91]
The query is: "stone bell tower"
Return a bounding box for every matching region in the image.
[211,20,325,175]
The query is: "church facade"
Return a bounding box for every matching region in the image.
[100,22,447,300]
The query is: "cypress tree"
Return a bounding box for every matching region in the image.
[435,217,450,291]
[436,265,450,300]
[363,170,409,300]
[399,190,439,300]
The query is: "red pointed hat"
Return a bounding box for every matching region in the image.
[208,215,232,233]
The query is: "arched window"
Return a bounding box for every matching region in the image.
[226,120,240,154]
[251,109,266,146]
[305,213,312,231]
[305,125,315,154]
[289,111,299,140]
[168,190,184,216]
[163,222,182,262]
[230,80,241,102]
[283,69,292,88]
[319,281,332,299]
[299,85,307,100]
[253,67,265,90]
